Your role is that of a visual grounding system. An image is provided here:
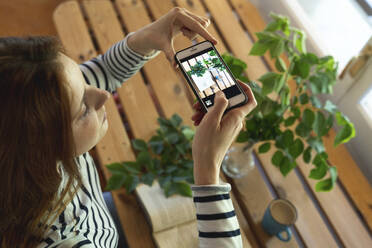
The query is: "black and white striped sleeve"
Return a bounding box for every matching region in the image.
[191,182,242,248]
[79,32,160,93]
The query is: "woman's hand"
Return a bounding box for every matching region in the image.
[127,7,218,68]
[191,80,257,185]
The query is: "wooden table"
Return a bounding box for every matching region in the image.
[53,0,372,247]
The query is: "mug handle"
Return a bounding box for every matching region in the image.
[276,227,292,242]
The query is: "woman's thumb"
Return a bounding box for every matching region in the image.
[209,91,228,123]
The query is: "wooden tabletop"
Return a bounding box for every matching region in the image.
[53,0,372,247]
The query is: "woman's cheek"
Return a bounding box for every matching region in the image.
[74,114,100,155]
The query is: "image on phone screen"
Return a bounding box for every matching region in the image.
[180,47,241,108]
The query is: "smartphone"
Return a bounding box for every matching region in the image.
[175,40,248,113]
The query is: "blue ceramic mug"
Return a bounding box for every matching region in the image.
[261,199,298,242]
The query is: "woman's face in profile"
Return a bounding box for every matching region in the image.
[59,53,110,156]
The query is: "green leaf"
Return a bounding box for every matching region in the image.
[292,57,310,78]
[250,41,270,56]
[334,122,356,146]
[270,39,285,58]
[258,72,281,95]
[274,74,286,93]
[106,162,127,175]
[124,175,140,193]
[315,167,338,192]
[275,57,287,72]
[236,131,250,143]
[291,107,301,118]
[279,156,294,176]
[284,116,296,127]
[309,162,328,180]
[314,111,327,137]
[182,128,194,141]
[315,178,333,192]
[324,100,337,113]
[132,139,147,151]
[174,182,192,197]
[149,140,164,154]
[105,174,126,191]
[282,130,294,147]
[170,114,182,128]
[272,150,284,167]
[307,136,325,153]
[165,132,179,144]
[299,93,309,104]
[159,175,172,188]
[310,95,322,108]
[303,146,312,163]
[259,142,271,153]
[141,172,155,186]
[122,161,141,175]
[137,151,154,171]
[295,122,311,138]
[294,30,307,53]
[303,109,315,128]
[289,138,304,159]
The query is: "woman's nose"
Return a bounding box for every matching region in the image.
[95,89,110,110]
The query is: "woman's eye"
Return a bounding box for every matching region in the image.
[82,104,89,118]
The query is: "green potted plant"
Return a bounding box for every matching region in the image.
[221,13,355,191]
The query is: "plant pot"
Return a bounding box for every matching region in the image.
[221,142,255,178]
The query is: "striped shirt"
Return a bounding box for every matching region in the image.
[39,32,242,247]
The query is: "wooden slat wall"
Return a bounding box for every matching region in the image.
[53,0,372,247]
[54,1,156,247]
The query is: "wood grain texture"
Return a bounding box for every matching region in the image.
[255,143,338,247]
[202,0,267,81]
[115,0,194,125]
[54,1,156,247]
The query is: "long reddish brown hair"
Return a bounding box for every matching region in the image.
[0,37,82,247]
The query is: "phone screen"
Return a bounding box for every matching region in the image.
[179,47,242,108]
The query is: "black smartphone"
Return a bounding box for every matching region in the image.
[175,40,248,113]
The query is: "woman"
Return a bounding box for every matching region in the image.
[0,7,256,248]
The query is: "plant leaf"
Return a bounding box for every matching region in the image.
[303,146,312,163]
[279,156,294,176]
[132,139,147,151]
[259,142,271,153]
[299,93,309,104]
[275,57,287,72]
[170,114,182,128]
[182,128,195,141]
[284,116,296,127]
[314,111,327,137]
[105,174,127,191]
[141,173,155,186]
[289,138,304,159]
[250,41,270,56]
[272,150,284,167]
[258,72,281,95]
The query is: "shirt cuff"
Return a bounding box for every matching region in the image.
[124,32,161,61]
[191,181,231,195]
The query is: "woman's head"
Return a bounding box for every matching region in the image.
[0,36,108,246]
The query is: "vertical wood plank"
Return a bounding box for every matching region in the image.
[202,0,267,81]
[82,0,159,142]
[114,0,194,126]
